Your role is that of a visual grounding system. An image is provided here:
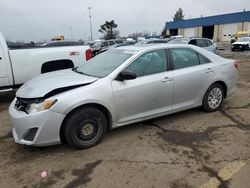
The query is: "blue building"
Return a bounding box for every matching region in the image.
[164,11,250,41]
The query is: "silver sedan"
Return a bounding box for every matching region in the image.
[9,44,238,149]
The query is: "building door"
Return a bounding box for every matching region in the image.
[170,29,178,36]
[221,23,238,42]
[184,28,196,37]
[202,26,214,39]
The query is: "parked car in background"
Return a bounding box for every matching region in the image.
[87,41,96,47]
[0,31,92,92]
[40,40,84,47]
[99,41,136,53]
[91,39,124,55]
[9,44,238,149]
[168,37,217,53]
[135,39,171,45]
[230,31,250,44]
[231,37,250,51]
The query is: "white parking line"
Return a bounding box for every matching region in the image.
[200,160,246,188]
[218,161,246,181]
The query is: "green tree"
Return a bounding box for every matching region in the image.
[98,20,119,40]
[173,8,184,21]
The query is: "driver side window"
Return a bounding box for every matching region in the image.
[124,49,167,77]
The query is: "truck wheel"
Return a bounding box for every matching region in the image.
[202,84,224,112]
[64,107,107,149]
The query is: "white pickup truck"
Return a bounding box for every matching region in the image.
[0,32,92,92]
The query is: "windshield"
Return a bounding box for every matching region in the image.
[74,49,135,78]
[239,37,250,42]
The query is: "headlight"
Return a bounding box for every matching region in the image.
[26,99,57,114]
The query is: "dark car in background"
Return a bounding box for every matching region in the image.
[135,39,171,45]
[91,39,124,55]
[168,37,217,53]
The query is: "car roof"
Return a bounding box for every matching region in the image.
[112,44,224,71]
[117,44,194,51]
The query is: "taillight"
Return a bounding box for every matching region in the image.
[85,49,92,61]
[234,63,238,70]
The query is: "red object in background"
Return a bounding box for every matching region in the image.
[85,49,92,61]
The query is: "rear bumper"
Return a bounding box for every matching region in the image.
[9,99,65,147]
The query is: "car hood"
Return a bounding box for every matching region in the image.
[232,41,248,45]
[16,69,98,99]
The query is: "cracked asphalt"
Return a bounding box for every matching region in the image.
[0,47,250,188]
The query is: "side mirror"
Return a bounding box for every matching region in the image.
[116,70,137,81]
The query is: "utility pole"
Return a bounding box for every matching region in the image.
[70,27,73,40]
[88,7,93,41]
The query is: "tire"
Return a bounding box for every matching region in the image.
[202,84,224,112]
[231,48,235,51]
[64,107,108,149]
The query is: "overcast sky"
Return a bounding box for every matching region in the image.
[0,0,249,42]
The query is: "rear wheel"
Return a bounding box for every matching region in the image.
[64,107,107,149]
[202,84,224,112]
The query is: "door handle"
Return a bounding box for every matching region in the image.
[0,57,2,60]
[161,77,172,82]
[206,68,214,73]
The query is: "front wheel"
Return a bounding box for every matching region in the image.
[64,107,108,149]
[202,84,224,112]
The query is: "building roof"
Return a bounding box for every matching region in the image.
[165,11,250,30]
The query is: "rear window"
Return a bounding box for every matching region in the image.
[205,40,212,46]
[195,39,207,47]
[171,48,199,69]
[198,53,211,64]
